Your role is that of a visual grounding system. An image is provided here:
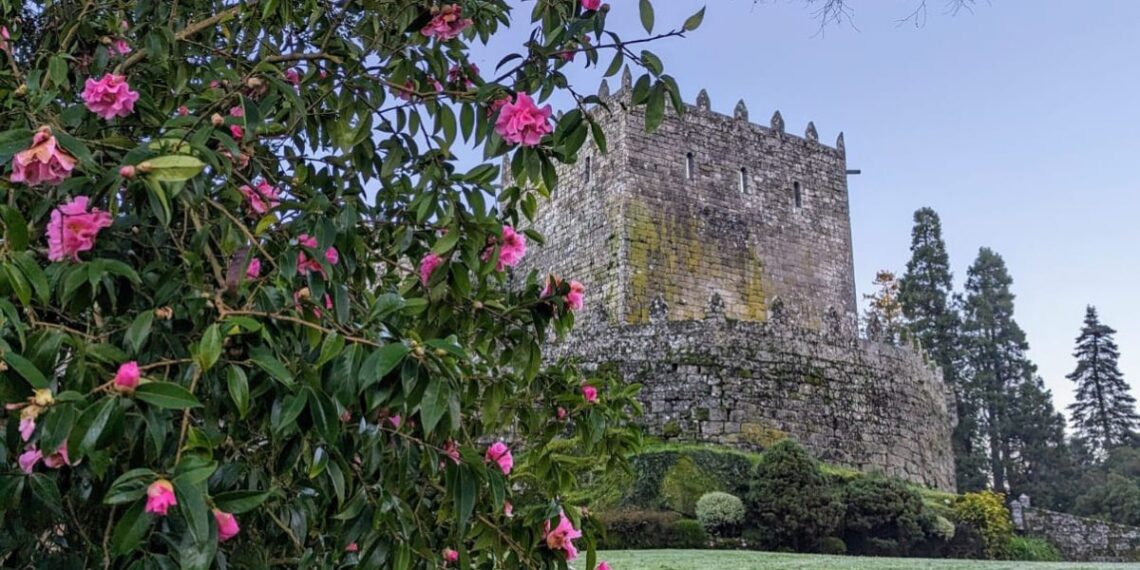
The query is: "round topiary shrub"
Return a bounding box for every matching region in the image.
[819,536,848,555]
[696,492,746,537]
[745,439,842,552]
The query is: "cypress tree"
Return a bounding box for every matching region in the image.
[898,208,986,490]
[960,248,1035,492]
[1067,306,1138,457]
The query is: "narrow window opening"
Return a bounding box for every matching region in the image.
[685,152,695,180]
[794,181,802,207]
[739,167,749,194]
[584,156,591,183]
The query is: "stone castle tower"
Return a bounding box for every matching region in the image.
[520,70,957,491]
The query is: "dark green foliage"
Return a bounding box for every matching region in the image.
[597,509,706,549]
[960,247,1075,502]
[1009,536,1063,561]
[819,537,848,555]
[899,208,988,492]
[1074,473,1140,526]
[623,447,754,511]
[744,440,841,552]
[673,519,710,548]
[1067,306,1138,457]
[840,475,927,556]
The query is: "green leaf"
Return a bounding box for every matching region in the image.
[251,350,293,386]
[683,6,706,31]
[420,380,449,435]
[125,311,155,355]
[104,468,156,505]
[226,367,250,419]
[212,489,271,514]
[639,0,655,33]
[11,253,48,304]
[143,155,206,182]
[604,51,625,78]
[134,382,202,410]
[432,230,460,254]
[28,474,64,516]
[1,206,29,252]
[194,324,221,371]
[359,343,409,392]
[450,465,476,531]
[38,404,75,452]
[47,56,69,89]
[111,502,152,556]
[4,352,48,389]
[317,332,345,368]
[69,398,115,459]
[174,478,210,546]
[641,50,663,76]
[645,82,667,133]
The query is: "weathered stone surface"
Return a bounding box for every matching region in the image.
[517,85,956,491]
[1012,495,1140,562]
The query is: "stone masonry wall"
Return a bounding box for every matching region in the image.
[547,310,956,491]
[516,73,955,491]
[1011,495,1140,562]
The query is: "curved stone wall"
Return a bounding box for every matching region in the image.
[550,314,957,491]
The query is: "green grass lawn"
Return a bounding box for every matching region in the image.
[597,550,1140,569]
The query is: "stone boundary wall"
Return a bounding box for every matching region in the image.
[1011,494,1140,562]
[548,309,957,491]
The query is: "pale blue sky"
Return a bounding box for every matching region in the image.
[467,1,1140,416]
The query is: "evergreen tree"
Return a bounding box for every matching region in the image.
[898,208,986,491]
[1067,306,1139,457]
[960,248,1035,492]
[862,269,904,344]
[1004,377,1076,511]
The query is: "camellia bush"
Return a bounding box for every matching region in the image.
[0,0,703,567]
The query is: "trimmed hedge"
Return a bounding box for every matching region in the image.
[624,446,755,512]
[840,475,927,556]
[696,492,746,537]
[745,440,843,552]
[598,509,707,549]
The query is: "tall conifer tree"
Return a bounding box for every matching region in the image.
[898,208,986,490]
[1067,306,1138,457]
[960,248,1035,492]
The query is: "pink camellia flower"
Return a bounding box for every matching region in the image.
[18,448,42,474]
[567,280,585,311]
[482,225,526,271]
[494,92,553,147]
[178,105,190,116]
[420,4,472,41]
[485,442,513,475]
[544,512,584,561]
[503,500,514,518]
[387,414,402,429]
[582,0,602,11]
[419,253,443,285]
[442,548,459,564]
[81,73,139,120]
[209,80,221,89]
[46,196,113,262]
[145,479,178,516]
[345,543,359,553]
[119,165,137,178]
[0,26,9,51]
[487,96,509,117]
[392,80,416,103]
[557,407,568,420]
[284,68,301,85]
[442,439,461,465]
[229,105,244,118]
[10,127,77,186]
[238,180,281,215]
[42,445,69,469]
[582,384,599,404]
[112,39,132,55]
[246,257,261,279]
[296,234,339,277]
[229,124,245,139]
[213,509,240,542]
[18,417,35,441]
[114,361,141,392]
[430,78,444,93]
[596,563,612,570]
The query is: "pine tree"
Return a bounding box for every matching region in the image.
[1004,377,1076,511]
[862,270,904,344]
[1067,306,1138,457]
[898,208,986,491]
[960,248,1035,492]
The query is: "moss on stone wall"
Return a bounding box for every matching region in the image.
[740,421,790,448]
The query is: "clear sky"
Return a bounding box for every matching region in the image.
[466,0,1140,417]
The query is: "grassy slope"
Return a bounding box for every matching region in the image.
[596,550,1134,570]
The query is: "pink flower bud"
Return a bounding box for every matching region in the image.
[213,509,240,542]
[145,479,177,516]
[119,165,136,178]
[114,361,140,391]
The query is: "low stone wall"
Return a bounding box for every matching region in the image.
[547,311,957,491]
[1011,495,1140,562]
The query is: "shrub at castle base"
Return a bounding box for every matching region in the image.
[520,79,957,492]
[0,0,701,567]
